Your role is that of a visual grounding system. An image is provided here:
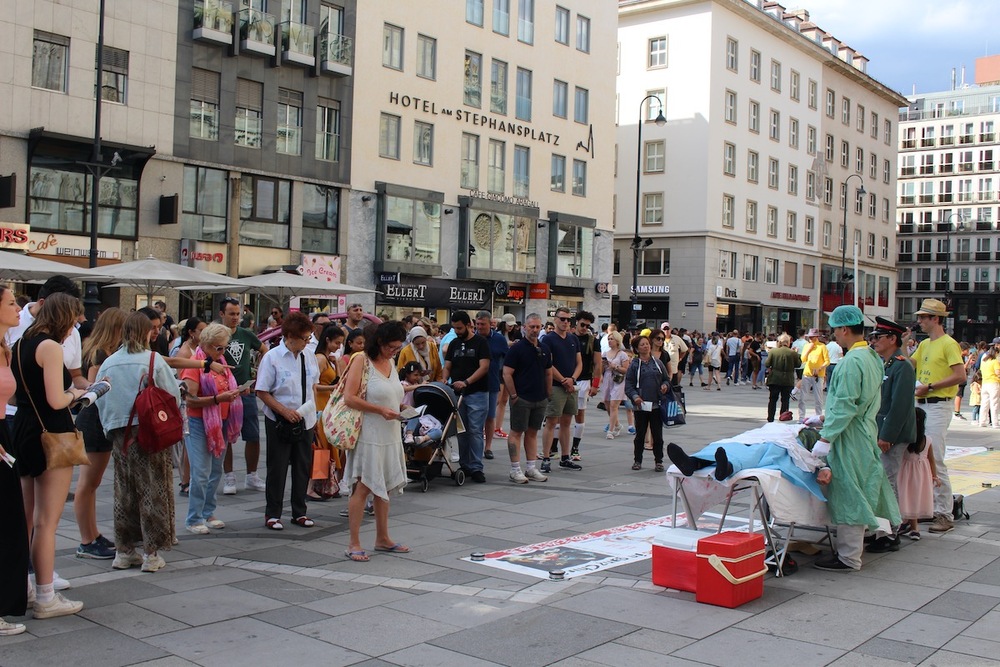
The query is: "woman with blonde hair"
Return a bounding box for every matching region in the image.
[96,312,181,572]
[11,292,88,618]
[603,331,630,438]
[73,307,127,560]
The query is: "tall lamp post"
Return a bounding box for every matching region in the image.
[840,173,865,305]
[942,212,969,308]
[630,95,666,329]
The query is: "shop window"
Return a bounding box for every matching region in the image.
[467,209,536,273]
[554,222,593,278]
[239,175,291,248]
[384,195,442,265]
[182,165,227,242]
[301,184,339,254]
[29,155,138,239]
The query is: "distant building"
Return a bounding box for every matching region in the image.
[896,55,1000,342]
[614,0,906,334]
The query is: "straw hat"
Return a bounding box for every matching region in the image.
[914,298,950,317]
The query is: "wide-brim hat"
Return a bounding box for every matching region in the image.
[501,313,517,327]
[914,298,950,317]
[805,328,822,338]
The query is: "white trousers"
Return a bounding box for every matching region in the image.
[979,383,1000,428]
[835,524,865,569]
[799,375,825,418]
[921,400,953,516]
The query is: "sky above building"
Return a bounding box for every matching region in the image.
[798,0,996,97]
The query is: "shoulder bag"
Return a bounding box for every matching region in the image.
[15,339,89,469]
[322,352,370,450]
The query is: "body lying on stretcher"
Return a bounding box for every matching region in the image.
[667,423,829,501]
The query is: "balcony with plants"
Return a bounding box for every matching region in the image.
[193,0,234,45]
[281,20,315,66]
[239,7,276,57]
[320,29,352,76]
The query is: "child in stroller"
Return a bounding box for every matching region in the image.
[404,381,466,490]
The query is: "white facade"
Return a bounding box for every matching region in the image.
[614,0,906,334]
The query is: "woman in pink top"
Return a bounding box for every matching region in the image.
[0,286,29,635]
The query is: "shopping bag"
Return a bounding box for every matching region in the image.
[660,386,686,427]
[311,445,331,480]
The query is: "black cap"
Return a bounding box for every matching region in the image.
[873,316,906,336]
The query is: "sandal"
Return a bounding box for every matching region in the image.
[179,482,190,497]
[631,462,642,470]
[291,516,315,527]
[655,463,665,473]
[345,549,369,562]
[374,543,411,553]
[265,518,283,531]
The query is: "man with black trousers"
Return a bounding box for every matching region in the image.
[443,311,491,483]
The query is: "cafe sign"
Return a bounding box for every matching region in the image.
[0,222,29,250]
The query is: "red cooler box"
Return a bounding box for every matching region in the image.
[651,528,706,592]
[695,531,767,608]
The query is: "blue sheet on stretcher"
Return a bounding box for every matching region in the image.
[688,441,827,501]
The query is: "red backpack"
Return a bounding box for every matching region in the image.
[125,353,183,454]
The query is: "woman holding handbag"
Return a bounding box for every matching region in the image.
[10,292,88,618]
[623,335,671,472]
[96,312,182,573]
[309,324,345,500]
[342,321,409,562]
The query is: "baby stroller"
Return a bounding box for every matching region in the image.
[406,382,465,491]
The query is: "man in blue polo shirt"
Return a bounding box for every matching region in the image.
[502,314,552,483]
[540,306,583,473]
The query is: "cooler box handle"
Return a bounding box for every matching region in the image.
[699,550,768,585]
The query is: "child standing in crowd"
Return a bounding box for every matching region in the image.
[969,371,982,424]
[898,408,939,541]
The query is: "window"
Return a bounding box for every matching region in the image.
[276,88,303,156]
[823,220,832,248]
[613,249,620,275]
[417,34,436,79]
[807,79,817,109]
[490,59,507,114]
[857,104,865,132]
[518,0,534,44]
[825,88,835,118]
[516,67,532,120]
[871,111,879,139]
[722,194,734,228]
[645,89,665,120]
[413,121,433,166]
[726,38,738,71]
[32,31,69,92]
[550,154,565,192]
[883,198,890,221]
[467,0,484,25]
[766,205,777,237]
[788,164,798,195]
[768,157,779,189]
[789,117,799,148]
[190,68,220,141]
[513,145,530,197]
[643,192,663,224]
[865,232,875,258]
[572,159,586,196]
[554,5,569,44]
[825,133,834,161]
[239,175,291,248]
[790,70,800,101]
[720,250,736,279]
[649,36,667,68]
[868,192,877,218]
[97,45,129,104]
[316,99,341,162]
[461,133,480,188]
[743,254,759,281]
[747,150,759,183]
[725,90,737,124]
[807,126,817,155]
[883,158,891,184]
[841,97,850,125]
[645,141,665,173]
[770,60,781,92]
[384,194,443,265]
[841,140,849,168]
[806,171,815,201]
[870,152,878,179]
[379,113,401,159]
[235,78,262,148]
[749,100,760,133]
[824,177,833,206]
[576,15,590,53]
[784,261,797,287]
[383,23,403,70]
[552,79,567,118]
[769,109,780,141]
[749,49,760,82]
[786,211,797,241]
[487,139,505,193]
[884,119,892,145]
[183,165,228,242]
[765,258,779,284]
[746,200,758,232]
[805,216,814,245]
[493,0,510,35]
[723,142,735,176]
[553,221,595,278]
[856,147,864,173]
[640,248,670,276]
[464,51,482,107]
[574,86,589,124]
[301,184,340,254]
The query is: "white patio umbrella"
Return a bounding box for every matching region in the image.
[234,271,374,306]
[81,255,242,301]
[0,249,110,282]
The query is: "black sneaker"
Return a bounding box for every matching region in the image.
[76,538,116,560]
[540,459,551,473]
[470,470,486,483]
[559,459,582,471]
[813,555,854,572]
[866,535,901,553]
[484,450,494,460]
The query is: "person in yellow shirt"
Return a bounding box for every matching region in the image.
[978,344,1000,429]
[798,328,829,421]
[908,298,967,534]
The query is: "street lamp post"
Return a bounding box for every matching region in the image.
[82,0,109,323]
[630,95,666,329]
[840,174,866,305]
[943,212,968,308]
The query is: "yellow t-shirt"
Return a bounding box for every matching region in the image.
[913,334,963,398]
[981,357,1000,386]
[801,342,829,378]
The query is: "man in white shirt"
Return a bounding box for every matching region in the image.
[725,330,742,385]
[704,332,724,391]
[825,335,844,391]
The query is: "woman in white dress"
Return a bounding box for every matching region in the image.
[603,332,630,438]
[342,321,409,562]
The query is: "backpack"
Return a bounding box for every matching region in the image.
[125,353,183,455]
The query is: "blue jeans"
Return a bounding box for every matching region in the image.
[727,355,740,382]
[457,391,488,472]
[185,417,223,527]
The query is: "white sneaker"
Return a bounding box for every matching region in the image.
[205,517,225,529]
[0,619,26,635]
[223,473,237,495]
[33,592,83,619]
[186,523,210,535]
[509,469,529,484]
[606,431,615,439]
[141,553,166,573]
[29,571,70,591]
[112,550,143,570]
[524,468,549,482]
[245,472,266,491]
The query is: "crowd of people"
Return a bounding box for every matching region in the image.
[1,279,997,633]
